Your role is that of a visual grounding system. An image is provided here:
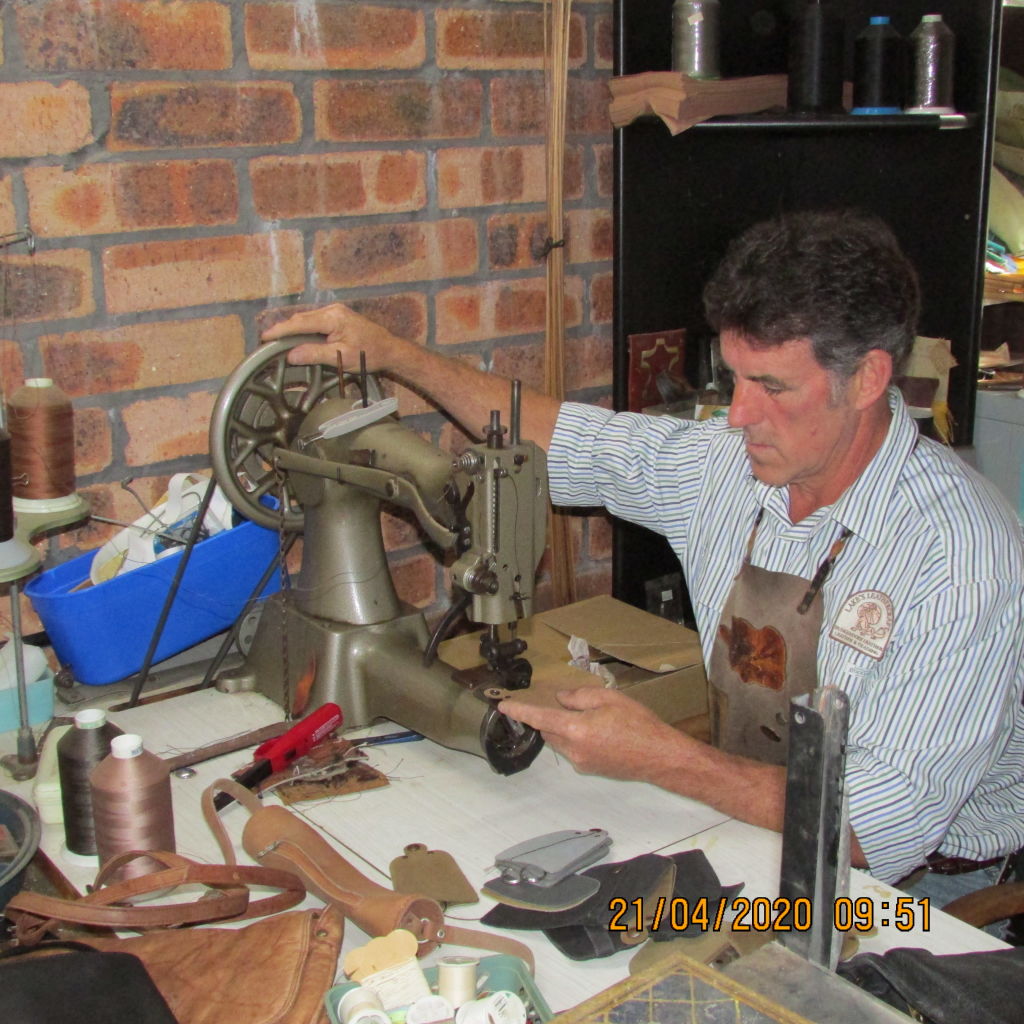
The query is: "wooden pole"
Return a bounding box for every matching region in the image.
[542,0,577,608]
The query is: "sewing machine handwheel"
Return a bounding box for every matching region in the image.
[210,337,344,531]
[481,707,544,776]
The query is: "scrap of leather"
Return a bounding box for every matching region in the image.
[717,616,787,691]
[481,854,673,932]
[5,849,306,946]
[203,778,535,973]
[389,843,478,907]
[276,757,389,805]
[649,849,744,942]
[481,853,677,960]
[629,924,772,974]
[257,736,389,804]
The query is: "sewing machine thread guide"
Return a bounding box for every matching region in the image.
[299,397,398,446]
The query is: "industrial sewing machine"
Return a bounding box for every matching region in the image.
[208,337,548,775]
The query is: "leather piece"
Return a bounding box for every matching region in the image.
[5,849,305,945]
[481,854,674,932]
[545,856,677,961]
[83,907,342,1024]
[481,851,677,964]
[390,843,477,907]
[649,849,744,941]
[481,850,742,961]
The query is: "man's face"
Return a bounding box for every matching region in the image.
[720,331,864,498]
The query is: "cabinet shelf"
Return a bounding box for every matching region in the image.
[684,111,974,132]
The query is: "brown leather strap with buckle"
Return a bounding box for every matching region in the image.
[203,777,536,973]
[5,848,306,945]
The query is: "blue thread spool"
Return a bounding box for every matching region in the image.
[852,16,906,115]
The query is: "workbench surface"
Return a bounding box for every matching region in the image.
[0,688,1006,1015]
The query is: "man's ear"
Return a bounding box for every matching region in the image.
[852,349,892,409]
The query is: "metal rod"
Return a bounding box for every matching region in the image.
[199,534,296,689]
[510,380,522,446]
[124,477,218,708]
[9,580,37,766]
[89,513,184,545]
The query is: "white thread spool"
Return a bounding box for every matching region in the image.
[360,958,432,1011]
[406,994,455,1024]
[437,956,479,1009]
[455,992,526,1024]
[337,986,391,1024]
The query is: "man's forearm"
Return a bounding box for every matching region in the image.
[647,731,868,867]
[384,341,561,451]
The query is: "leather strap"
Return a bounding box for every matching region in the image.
[203,778,536,972]
[6,848,305,945]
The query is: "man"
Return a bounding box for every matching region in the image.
[263,210,1024,893]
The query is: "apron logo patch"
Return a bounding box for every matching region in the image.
[830,590,894,660]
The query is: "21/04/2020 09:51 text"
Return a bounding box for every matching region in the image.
[607,895,931,933]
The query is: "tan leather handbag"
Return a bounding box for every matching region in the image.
[4,849,342,1024]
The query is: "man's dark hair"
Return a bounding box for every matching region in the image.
[702,209,920,378]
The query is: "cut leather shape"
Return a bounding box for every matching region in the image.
[203,778,536,973]
[482,871,600,911]
[390,843,477,907]
[545,855,677,961]
[481,853,676,960]
[649,848,744,941]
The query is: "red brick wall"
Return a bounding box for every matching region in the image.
[0,0,614,634]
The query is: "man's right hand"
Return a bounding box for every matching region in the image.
[259,302,562,450]
[261,302,413,374]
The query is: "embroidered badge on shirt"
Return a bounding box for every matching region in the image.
[830,590,894,660]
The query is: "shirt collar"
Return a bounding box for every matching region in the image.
[746,388,918,547]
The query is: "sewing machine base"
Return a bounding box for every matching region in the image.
[214,593,542,774]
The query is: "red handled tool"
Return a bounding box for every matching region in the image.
[213,702,343,810]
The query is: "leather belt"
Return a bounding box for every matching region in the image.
[926,852,1006,876]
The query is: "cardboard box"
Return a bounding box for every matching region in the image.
[439,594,707,725]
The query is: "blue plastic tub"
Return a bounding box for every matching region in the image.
[26,516,280,686]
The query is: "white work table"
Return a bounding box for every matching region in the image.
[1,687,1007,1015]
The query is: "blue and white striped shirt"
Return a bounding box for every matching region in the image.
[549,391,1024,884]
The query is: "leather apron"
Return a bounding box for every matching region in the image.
[708,508,851,765]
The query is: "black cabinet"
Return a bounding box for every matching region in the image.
[611,0,1000,615]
